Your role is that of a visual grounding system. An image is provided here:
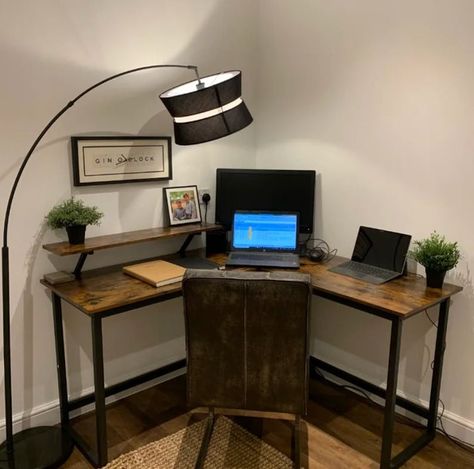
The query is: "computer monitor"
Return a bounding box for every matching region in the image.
[215,169,316,234]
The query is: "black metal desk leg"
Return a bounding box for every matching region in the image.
[91,316,107,466]
[427,299,450,434]
[380,317,403,469]
[52,293,70,427]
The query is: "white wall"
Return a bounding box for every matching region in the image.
[2,0,474,448]
[256,0,474,442]
[0,0,257,435]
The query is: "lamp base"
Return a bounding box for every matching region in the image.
[0,426,73,469]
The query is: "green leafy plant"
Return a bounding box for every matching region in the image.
[46,197,103,229]
[409,232,460,272]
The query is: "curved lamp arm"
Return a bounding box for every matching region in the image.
[1,63,200,457]
[2,63,200,247]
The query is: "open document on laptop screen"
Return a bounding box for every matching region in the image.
[232,212,298,251]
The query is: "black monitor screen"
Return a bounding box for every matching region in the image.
[215,169,316,234]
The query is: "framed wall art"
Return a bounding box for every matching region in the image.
[71,136,172,186]
[164,185,202,226]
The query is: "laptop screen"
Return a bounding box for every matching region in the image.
[351,226,412,273]
[232,212,298,251]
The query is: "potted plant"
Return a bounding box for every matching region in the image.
[46,197,103,244]
[409,232,460,288]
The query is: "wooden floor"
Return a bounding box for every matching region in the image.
[62,375,474,468]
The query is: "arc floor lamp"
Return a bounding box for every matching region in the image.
[0,64,252,468]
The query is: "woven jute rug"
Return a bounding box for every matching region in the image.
[104,415,292,468]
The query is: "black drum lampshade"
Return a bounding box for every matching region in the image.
[160,70,253,145]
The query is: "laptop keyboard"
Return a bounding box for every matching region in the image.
[330,260,398,284]
[230,252,295,262]
[344,261,395,278]
[227,252,300,268]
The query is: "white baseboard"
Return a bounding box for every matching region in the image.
[0,367,186,441]
[394,390,474,445]
[2,367,473,449]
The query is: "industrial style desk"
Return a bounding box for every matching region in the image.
[41,223,222,468]
[41,237,462,469]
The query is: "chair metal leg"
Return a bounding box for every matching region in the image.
[195,409,215,469]
[292,415,301,469]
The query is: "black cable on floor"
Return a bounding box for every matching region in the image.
[314,367,424,429]
[436,399,474,452]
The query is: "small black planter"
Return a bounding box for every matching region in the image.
[425,268,447,288]
[66,225,86,244]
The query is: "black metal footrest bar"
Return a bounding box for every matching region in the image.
[69,427,99,468]
[390,432,434,468]
[68,358,186,412]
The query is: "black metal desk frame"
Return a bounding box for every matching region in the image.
[311,290,451,469]
[52,291,186,468]
[51,282,452,469]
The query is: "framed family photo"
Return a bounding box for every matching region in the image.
[71,136,172,186]
[164,185,202,226]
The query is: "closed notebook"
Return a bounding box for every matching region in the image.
[123,260,186,287]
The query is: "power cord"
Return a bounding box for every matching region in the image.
[436,399,474,451]
[422,310,474,452]
[303,238,337,262]
[425,309,438,328]
[202,193,210,224]
[313,366,424,429]
[424,309,438,370]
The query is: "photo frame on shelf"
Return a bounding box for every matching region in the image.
[71,136,172,186]
[164,185,202,226]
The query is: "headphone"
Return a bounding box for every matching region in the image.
[308,247,326,262]
[304,238,337,263]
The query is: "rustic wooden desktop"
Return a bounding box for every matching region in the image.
[41,230,462,468]
[297,255,461,469]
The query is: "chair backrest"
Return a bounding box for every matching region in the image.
[182,269,312,415]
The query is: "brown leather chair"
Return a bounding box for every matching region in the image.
[182,269,312,469]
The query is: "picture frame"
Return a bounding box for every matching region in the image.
[71,136,172,186]
[164,185,202,226]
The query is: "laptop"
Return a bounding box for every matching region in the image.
[226,211,300,269]
[329,226,411,284]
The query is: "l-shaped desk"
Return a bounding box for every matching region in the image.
[41,225,462,468]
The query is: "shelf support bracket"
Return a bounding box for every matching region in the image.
[73,251,94,278]
[177,234,196,257]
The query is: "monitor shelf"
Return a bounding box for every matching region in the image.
[43,223,222,256]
